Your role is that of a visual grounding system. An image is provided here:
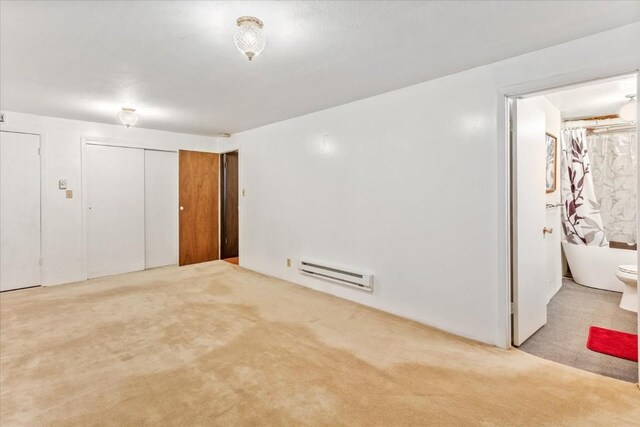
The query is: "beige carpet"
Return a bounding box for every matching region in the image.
[1,261,639,426]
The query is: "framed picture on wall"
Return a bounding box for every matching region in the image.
[545,133,557,193]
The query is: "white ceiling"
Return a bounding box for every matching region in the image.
[1,1,640,136]
[544,76,637,120]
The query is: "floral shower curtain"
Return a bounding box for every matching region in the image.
[560,128,608,246]
[587,131,637,244]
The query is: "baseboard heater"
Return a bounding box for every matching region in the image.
[298,259,373,292]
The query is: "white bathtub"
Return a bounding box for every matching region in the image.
[562,241,636,292]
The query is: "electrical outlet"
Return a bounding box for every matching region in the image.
[287,258,291,268]
[59,180,67,190]
[0,113,5,123]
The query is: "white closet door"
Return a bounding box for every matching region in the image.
[86,145,145,278]
[145,150,178,269]
[0,131,41,291]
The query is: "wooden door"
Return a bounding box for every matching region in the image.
[179,150,220,266]
[221,151,239,259]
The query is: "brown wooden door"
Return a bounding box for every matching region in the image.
[221,151,239,259]
[179,150,220,266]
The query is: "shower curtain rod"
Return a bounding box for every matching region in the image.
[564,116,636,133]
[588,125,636,135]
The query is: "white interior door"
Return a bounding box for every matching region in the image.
[636,71,639,383]
[513,99,548,346]
[0,131,41,291]
[144,150,178,269]
[86,144,145,278]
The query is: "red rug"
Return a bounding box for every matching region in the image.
[587,326,638,362]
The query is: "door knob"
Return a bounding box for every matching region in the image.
[543,227,553,235]
[180,206,184,211]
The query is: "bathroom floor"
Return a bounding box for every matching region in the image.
[519,278,637,382]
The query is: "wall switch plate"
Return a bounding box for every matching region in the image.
[59,180,67,189]
[66,190,73,199]
[242,189,246,197]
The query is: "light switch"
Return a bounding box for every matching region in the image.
[66,190,73,199]
[59,180,67,189]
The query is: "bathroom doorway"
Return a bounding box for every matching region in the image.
[509,73,639,382]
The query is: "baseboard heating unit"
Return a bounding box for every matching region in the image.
[297,259,373,292]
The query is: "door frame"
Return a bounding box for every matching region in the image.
[80,136,179,280]
[0,130,43,290]
[499,69,640,350]
[220,150,239,259]
[218,147,240,262]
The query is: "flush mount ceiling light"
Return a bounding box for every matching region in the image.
[118,107,138,128]
[234,16,266,61]
[619,94,637,122]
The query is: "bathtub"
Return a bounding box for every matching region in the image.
[562,241,636,292]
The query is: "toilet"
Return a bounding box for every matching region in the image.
[616,265,638,313]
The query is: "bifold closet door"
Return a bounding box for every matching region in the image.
[0,131,41,291]
[145,150,178,269]
[86,145,145,278]
[179,150,220,266]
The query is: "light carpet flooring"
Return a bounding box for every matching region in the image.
[519,278,638,382]
[1,261,639,426]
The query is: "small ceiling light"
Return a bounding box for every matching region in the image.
[234,16,265,61]
[619,94,637,122]
[118,107,138,128]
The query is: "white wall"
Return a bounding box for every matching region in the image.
[0,112,220,285]
[220,23,640,346]
[523,96,563,301]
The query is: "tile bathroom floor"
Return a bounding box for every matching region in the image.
[519,278,637,382]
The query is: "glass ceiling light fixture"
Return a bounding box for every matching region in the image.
[118,107,138,128]
[619,94,637,122]
[234,16,266,61]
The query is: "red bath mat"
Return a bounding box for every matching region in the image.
[587,326,638,362]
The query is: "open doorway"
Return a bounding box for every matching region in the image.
[221,151,239,264]
[510,73,638,382]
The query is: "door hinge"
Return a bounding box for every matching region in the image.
[38,147,41,156]
[39,257,43,266]
[510,302,515,314]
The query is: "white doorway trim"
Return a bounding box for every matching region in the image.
[498,68,640,351]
